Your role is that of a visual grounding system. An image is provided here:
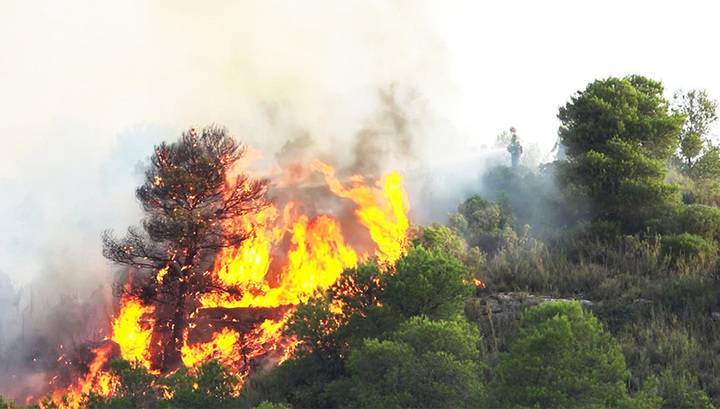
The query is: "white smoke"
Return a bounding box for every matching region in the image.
[0,1,500,400]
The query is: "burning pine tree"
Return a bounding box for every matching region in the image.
[102,126,269,371]
[41,124,409,407]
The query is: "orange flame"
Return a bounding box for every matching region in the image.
[45,344,117,409]
[44,160,411,407]
[315,162,410,265]
[112,296,155,370]
[181,327,240,368]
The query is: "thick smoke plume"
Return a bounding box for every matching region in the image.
[0,1,507,401]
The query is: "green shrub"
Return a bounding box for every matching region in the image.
[619,318,718,409]
[383,247,473,320]
[489,301,642,408]
[676,205,720,240]
[661,233,716,265]
[412,224,485,277]
[335,317,484,409]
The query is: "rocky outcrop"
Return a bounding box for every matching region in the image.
[466,291,593,322]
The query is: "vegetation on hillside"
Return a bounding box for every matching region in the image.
[4,74,720,409]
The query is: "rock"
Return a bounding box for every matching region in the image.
[466,292,593,322]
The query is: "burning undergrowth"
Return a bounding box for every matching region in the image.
[26,128,411,408]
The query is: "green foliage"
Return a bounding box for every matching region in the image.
[680,130,705,167]
[450,194,513,255]
[687,178,720,207]
[482,225,547,292]
[383,247,473,320]
[341,339,417,408]
[620,318,719,409]
[675,205,720,240]
[85,359,158,409]
[693,148,720,179]
[337,317,484,409]
[413,224,468,259]
[558,75,684,233]
[285,296,344,359]
[412,224,485,275]
[159,360,239,409]
[661,233,716,265]
[391,316,481,361]
[490,301,635,408]
[244,247,479,409]
[672,89,719,176]
[559,76,683,160]
[241,353,336,409]
[560,138,679,232]
[82,359,241,409]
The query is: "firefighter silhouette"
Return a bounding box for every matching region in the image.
[507,126,523,167]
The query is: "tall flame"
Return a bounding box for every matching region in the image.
[44,161,410,407]
[111,296,155,370]
[315,162,410,265]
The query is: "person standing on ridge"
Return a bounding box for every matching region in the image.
[507,126,523,167]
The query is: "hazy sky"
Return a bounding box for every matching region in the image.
[1,0,720,286]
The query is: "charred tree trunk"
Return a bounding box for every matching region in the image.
[162,281,187,371]
[161,251,195,372]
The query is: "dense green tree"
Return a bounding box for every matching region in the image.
[383,247,473,320]
[558,75,684,233]
[560,76,683,160]
[243,248,475,409]
[285,246,474,358]
[672,89,718,176]
[490,301,638,408]
[334,317,484,409]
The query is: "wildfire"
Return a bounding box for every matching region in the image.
[199,162,408,309]
[111,296,155,370]
[44,161,410,407]
[46,344,117,409]
[315,162,410,265]
[181,327,240,368]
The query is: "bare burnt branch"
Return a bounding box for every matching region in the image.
[102,228,170,270]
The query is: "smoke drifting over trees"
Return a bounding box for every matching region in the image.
[5,1,720,407]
